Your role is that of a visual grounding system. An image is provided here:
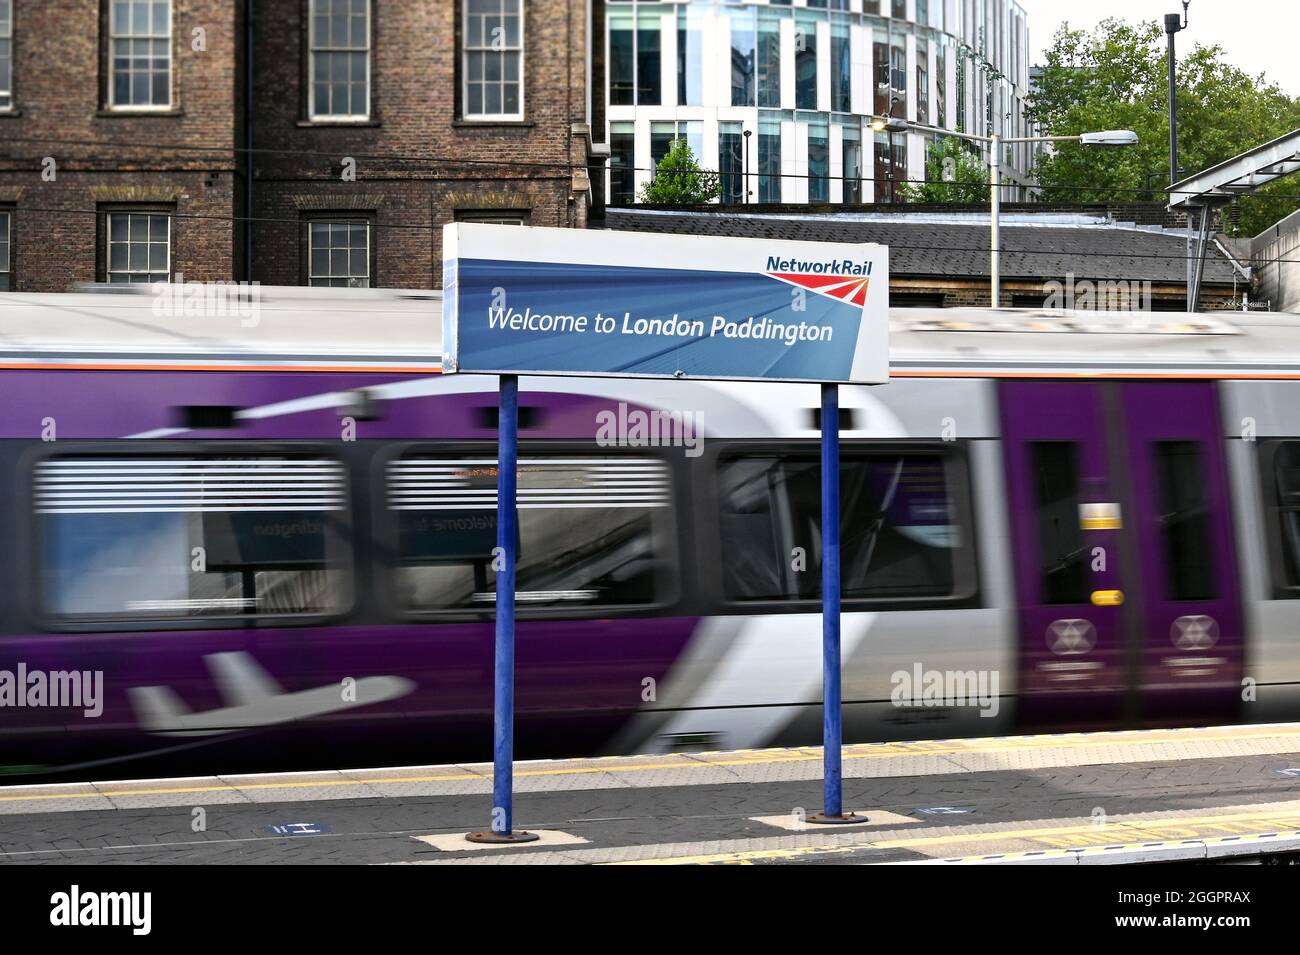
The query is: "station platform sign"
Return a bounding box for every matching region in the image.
[442,223,888,384]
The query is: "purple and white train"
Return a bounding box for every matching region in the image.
[2,287,1299,782]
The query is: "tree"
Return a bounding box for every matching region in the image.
[900,135,990,203]
[639,138,721,204]
[1027,18,1300,236]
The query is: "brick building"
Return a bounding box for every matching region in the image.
[0,0,596,292]
[0,0,243,291]
[250,0,593,288]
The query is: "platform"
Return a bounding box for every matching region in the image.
[4,722,1300,865]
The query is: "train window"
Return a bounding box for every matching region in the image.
[1153,441,1215,601]
[386,454,673,611]
[1030,442,1088,605]
[1271,442,1300,592]
[717,450,967,602]
[34,454,350,621]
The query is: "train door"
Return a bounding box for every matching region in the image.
[1000,380,1243,729]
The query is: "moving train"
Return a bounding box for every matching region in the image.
[1,286,1298,782]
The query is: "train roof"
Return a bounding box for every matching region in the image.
[2,285,1299,378]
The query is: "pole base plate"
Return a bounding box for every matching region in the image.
[806,812,862,825]
[465,829,541,845]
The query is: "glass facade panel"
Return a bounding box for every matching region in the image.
[758,116,782,203]
[609,121,636,206]
[794,14,817,110]
[842,126,862,204]
[756,11,781,108]
[808,120,829,203]
[730,9,756,107]
[719,121,745,204]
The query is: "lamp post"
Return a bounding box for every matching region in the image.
[873,119,1138,306]
[743,128,752,203]
[1165,2,1189,188]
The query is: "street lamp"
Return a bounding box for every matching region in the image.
[892,120,1139,305]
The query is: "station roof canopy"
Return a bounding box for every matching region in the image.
[1169,128,1300,207]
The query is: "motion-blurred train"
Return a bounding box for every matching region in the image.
[1,286,1298,782]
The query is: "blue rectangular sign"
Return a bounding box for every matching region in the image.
[441,223,889,384]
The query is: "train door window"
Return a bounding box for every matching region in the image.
[386,454,674,612]
[1030,442,1088,605]
[1152,440,1215,600]
[1267,441,1300,593]
[716,450,970,604]
[34,453,350,622]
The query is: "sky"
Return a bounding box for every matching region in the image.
[1022,0,1299,95]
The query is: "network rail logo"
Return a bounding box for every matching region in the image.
[766,255,874,307]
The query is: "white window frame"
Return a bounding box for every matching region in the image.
[307,0,372,122]
[107,0,173,111]
[461,0,525,121]
[0,0,13,111]
[308,219,372,288]
[106,212,171,284]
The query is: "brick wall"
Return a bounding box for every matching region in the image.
[0,0,242,291]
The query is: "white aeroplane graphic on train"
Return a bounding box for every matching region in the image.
[127,652,416,737]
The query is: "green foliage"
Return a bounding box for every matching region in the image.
[639,139,721,205]
[1027,18,1300,235]
[900,136,990,203]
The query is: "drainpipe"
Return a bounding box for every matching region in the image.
[245,0,255,281]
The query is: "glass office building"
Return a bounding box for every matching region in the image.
[604,0,1033,205]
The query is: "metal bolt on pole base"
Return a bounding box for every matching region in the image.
[465,829,541,845]
[806,812,862,825]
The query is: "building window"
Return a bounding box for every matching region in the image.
[830,24,851,114]
[758,117,781,203]
[309,220,370,288]
[936,46,946,128]
[609,10,634,105]
[0,210,10,289]
[106,212,170,283]
[108,0,172,109]
[729,10,755,107]
[609,121,636,206]
[635,10,661,105]
[808,120,829,203]
[0,0,12,111]
[719,122,745,204]
[873,131,905,202]
[756,11,780,108]
[794,14,817,111]
[677,6,703,106]
[454,210,530,226]
[309,0,370,120]
[463,0,523,119]
[916,39,929,125]
[842,127,862,204]
[650,121,704,180]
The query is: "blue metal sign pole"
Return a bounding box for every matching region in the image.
[809,383,856,824]
[467,374,538,844]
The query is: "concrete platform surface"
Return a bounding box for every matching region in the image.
[1,722,1298,865]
